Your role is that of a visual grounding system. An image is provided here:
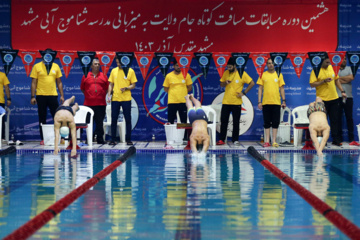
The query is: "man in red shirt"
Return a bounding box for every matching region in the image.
[80,58,109,144]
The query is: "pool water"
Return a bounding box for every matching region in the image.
[0,151,359,239]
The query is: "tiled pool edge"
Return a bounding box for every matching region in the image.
[15,148,360,154]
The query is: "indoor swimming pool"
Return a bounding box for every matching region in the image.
[1,150,359,239]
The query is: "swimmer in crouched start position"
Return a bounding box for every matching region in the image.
[53,96,79,157]
[308,97,330,156]
[185,94,210,154]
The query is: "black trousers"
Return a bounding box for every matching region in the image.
[262,105,281,129]
[86,105,106,141]
[36,96,59,140]
[168,103,187,124]
[219,104,241,142]
[0,103,5,139]
[339,97,354,142]
[324,98,342,143]
[168,103,188,140]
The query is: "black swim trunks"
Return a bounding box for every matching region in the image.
[56,105,74,116]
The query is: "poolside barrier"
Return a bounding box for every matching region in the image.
[4,146,136,240]
[247,146,360,240]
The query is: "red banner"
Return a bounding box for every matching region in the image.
[328,51,346,76]
[213,52,231,78]
[288,52,308,78]
[12,0,337,52]
[173,52,193,79]
[134,52,154,80]
[58,51,76,78]
[96,51,115,76]
[250,52,269,78]
[18,50,38,77]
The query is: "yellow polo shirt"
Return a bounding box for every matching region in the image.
[257,71,285,105]
[309,65,339,101]
[220,70,252,105]
[163,71,192,104]
[108,67,137,102]
[0,72,10,104]
[30,62,62,96]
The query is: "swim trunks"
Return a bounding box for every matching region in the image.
[56,105,74,116]
[188,107,208,124]
[307,102,326,118]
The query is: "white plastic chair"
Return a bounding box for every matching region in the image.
[291,105,310,147]
[264,107,291,143]
[202,105,217,146]
[74,106,94,147]
[103,105,126,143]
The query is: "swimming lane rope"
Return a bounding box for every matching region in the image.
[247,146,360,240]
[4,146,136,240]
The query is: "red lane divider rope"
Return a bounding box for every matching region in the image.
[247,146,360,240]
[4,146,136,240]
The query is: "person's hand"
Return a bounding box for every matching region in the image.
[226,80,231,85]
[71,149,77,158]
[30,97,36,105]
[342,92,347,98]
[7,100,11,107]
[60,96,65,104]
[120,87,126,93]
[258,102,263,110]
[54,148,60,155]
[281,102,286,109]
[317,150,323,157]
[107,94,112,103]
[236,92,244,98]
[324,78,332,83]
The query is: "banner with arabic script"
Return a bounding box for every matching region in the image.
[0,49,18,76]
[173,52,193,79]
[250,52,269,78]
[58,51,76,78]
[12,0,337,52]
[327,51,346,76]
[288,53,307,78]
[18,50,38,77]
[96,51,115,76]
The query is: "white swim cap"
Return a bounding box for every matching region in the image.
[59,126,69,138]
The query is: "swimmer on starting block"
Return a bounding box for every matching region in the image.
[308,97,330,156]
[185,94,210,154]
[53,96,79,157]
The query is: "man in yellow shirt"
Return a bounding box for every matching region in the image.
[107,57,137,145]
[257,58,286,148]
[216,58,254,146]
[0,71,11,141]
[163,59,192,126]
[309,56,346,146]
[30,49,64,145]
